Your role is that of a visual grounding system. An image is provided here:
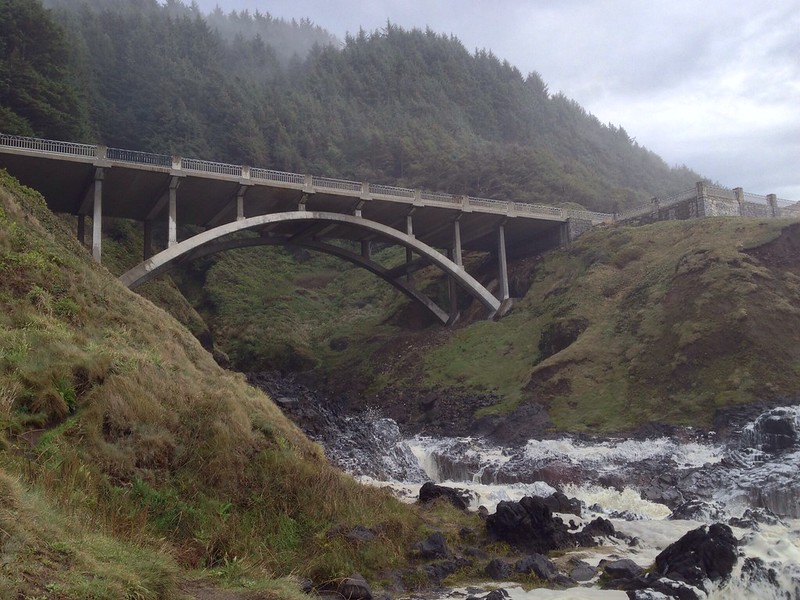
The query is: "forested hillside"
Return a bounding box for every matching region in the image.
[2,0,701,213]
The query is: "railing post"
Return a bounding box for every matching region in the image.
[92,168,104,262]
[96,145,107,160]
[734,187,745,216]
[696,181,708,217]
[304,174,314,193]
[172,155,182,171]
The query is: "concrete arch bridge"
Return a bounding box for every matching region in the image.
[0,133,610,324]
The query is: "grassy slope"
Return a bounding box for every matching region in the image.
[0,171,434,598]
[171,214,800,434]
[382,218,800,431]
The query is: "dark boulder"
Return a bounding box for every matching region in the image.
[729,507,785,529]
[625,579,704,600]
[485,496,574,553]
[412,532,450,559]
[582,517,616,538]
[423,557,472,584]
[669,499,727,522]
[740,407,799,453]
[540,491,582,516]
[418,481,472,510]
[485,558,513,580]
[739,557,780,590]
[602,558,643,580]
[467,590,509,600]
[655,523,738,587]
[569,559,596,582]
[515,553,558,580]
[317,573,372,600]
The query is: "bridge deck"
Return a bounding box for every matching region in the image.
[0,135,608,254]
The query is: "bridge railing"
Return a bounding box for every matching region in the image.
[743,191,767,204]
[468,196,509,212]
[707,185,735,200]
[181,157,242,177]
[564,209,613,223]
[107,147,171,167]
[514,202,562,217]
[421,191,462,205]
[369,183,416,199]
[312,176,362,193]
[250,167,305,186]
[0,133,96,158]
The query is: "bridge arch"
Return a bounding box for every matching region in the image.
[119,211,502,323]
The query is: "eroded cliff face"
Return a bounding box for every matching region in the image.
[309,219,800,438]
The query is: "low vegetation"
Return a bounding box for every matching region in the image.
[154,209,800,435]
[0,171,435,597]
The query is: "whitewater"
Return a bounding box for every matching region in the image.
[355,406,800,599]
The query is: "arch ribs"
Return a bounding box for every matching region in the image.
[119,211,502,323]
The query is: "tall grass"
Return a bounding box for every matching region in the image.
[0,170,426,597]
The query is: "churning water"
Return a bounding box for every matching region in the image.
[354,406,800,599]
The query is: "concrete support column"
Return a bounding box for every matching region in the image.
[361,240,371,259]
[767,194,778,217]
[734,187,745,216]
[452,218,463,266]
[497,224,509,302]
[406,210,415,283]
[168,177,179,248]
[92,168,104,262]
[236,187,246,221]
[143,220,153,260]
[560,221,571,247]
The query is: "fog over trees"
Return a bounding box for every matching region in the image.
[3,0,701,212]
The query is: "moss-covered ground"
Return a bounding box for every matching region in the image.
[0,171,459,598]
[149,206,800,435]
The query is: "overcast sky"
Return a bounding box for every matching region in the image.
[191,0,799,200]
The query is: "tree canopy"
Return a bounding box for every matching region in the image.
[2,0,701,212]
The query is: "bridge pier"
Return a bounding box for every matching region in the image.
[92,168,104,262]
[452,216,463,266]
[406,209,415,283]
[497,223,509,302]
[168,176,179,248]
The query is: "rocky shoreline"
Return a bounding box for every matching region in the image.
[248,371,800,599]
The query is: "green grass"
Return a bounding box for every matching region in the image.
[0,171,435,595]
